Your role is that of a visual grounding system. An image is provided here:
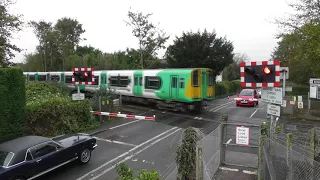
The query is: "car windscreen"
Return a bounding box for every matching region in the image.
[0,151,14,167]
[240,91,253,96]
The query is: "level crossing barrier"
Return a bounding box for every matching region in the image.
[90,111,155,121]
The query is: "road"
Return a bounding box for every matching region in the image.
[37,96,268,180]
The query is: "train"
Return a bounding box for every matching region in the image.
[23,68,216,113]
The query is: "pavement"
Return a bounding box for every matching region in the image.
[36,95,268,180]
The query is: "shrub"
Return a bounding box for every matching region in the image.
[26,82,98,137]
[215,80,241,98]
[0,67,26,143]
[115,163,160,180]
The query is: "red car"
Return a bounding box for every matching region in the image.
[235,89,259,107]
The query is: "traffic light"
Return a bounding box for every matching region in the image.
[240,60,280,88]
[72,68,95,85]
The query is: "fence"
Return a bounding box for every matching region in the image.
[259,127,320,180]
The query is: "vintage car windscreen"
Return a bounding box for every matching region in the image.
[0,151,14,167]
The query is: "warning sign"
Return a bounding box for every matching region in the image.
[236,126,250,146]
[298,101,303,109]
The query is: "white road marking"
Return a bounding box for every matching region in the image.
[212,104,231,112]
[89,128,181,180]
[243,170,258,175]
[76,127,179,180]
[249,106,261,118]
[108,119,141,129]
[226,139,232,144]
[210,102,233,111]
[219,167,239,171]
[93,136,137,147]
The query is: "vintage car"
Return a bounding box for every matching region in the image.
[0,134,97,180]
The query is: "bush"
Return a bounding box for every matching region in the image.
[115,163,160,180]
[0,67,26,143]
[215,80,241,98]
[26,82,99,137]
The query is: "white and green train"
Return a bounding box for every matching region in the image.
[23,68,216,112]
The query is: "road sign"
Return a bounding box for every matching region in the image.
[282,100,287,107]
[240,60,281,88]
[280,67,289,80]
[285,86,292,92]
[72,93,85,100]
[298,101,303,109]
[267,104,281,116]
[236,126,250,146]
[309,78,320,99]
[261,87,283,105]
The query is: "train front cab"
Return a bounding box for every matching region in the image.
[189,68,206,112]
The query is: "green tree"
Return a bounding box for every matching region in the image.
[166,29,234,77]
[222,53,249,81]
[125,8,169,68]
[0,0,23,67]
[115,163,160,180]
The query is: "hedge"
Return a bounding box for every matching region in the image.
[0,67,26,143]
[215,80,241,98]
[26,82,99,137]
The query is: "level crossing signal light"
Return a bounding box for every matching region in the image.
[240,60,280,88]
[72,68,95,85]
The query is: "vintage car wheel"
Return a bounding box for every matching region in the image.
[79,148,91,164]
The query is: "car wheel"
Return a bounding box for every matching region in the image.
[79,148,91,164]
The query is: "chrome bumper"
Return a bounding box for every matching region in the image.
[92,143,98,149]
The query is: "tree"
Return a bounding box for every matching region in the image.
[176,127,200,180]
[274,0,320,34]
[0,0,23,67]
[222,53,249,81]
[166,29,234,77]
[125,8,170,68]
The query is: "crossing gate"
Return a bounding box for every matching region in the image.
[220,116,261,170]
[91,111,156,121]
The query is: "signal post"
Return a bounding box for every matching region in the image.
[240,60,282,139]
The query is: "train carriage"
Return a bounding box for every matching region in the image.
[23,68,216,113]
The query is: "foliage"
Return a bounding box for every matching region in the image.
[26,82,98,137]
[27,17,85,71]
[166,29,234,77]
[115,163,160,180]
[0,0,24,67]
[89,86,118,112]
[222,53,249,81]
[125,8,170,68]
[271,21,320,84]
[215,80,241,97]
[175,127,200,180]
[0,67,26,143]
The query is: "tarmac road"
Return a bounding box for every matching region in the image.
[37,95,268,180]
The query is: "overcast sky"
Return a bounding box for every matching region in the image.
[9,0,296,63]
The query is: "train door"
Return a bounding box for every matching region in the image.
[170,75,178,100]
[100,72,107,89]
[133,75,143,96]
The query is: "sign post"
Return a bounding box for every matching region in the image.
[280,67,289,97]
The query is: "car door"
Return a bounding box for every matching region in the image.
[29,142,63,173]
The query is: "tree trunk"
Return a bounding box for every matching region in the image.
[139,41,143,69]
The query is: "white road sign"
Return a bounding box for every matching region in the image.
[298,101,303,109]
[267,104,281,116]
[236,126,250,146]
[282,100,287,107]
[261,87,283,105]
[280,67,289,79]
[72,93,85,100]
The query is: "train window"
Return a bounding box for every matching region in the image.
[208,72,214,86]
[50,75,60,82]
[145,76,161,90]
[65,76,72,83]
[93,76,99,85]
[172,77,177,88]
[38,75,46,81]
[192,71,199,87]
[180,78,185,88]
[29,75,35,81]
[134,77,138,85]
[139,77,142,86]
[119,76,129,87]
[109,76,118,86]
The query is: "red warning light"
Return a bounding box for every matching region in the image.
[263,67,271,74]
[84,72,88,77]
